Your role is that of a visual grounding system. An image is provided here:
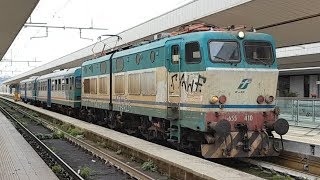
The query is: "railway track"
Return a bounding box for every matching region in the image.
[1,95,319,179]
[0,102,84,180]
[268,151,320,178]
[239,158,319,180]
[0,98,155,180]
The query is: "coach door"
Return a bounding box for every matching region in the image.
[47,79,51,107]
[166,39,182,143]
[65,77,70,101]
[24,83,27,100]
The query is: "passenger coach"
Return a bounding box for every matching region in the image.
[20,76,38,104]
[36,67,82,115]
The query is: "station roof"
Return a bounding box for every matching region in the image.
[4,0,320,84]
[0,0,39,60]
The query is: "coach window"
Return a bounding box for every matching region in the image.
[58,79,61,91]
[171,45,180,64]
[185,42,201,63]
[89,65,93,73]
[52,80,55,91]
[116,58,124,72]
[75,77,81,89]
[84,79,90,94]
[90,78,97,94]
[62,79,65,91]
[101,61,107,74]
[55,80,58,91]
[150,51,156,63]
[136,54,142,65]
[99,77,108,94]
[69,77,73,90]
[65,78,69,90]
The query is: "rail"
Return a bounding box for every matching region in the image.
[0,98,154,180]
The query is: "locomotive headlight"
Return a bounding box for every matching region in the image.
[209,96,219,104]
[238,31,245,39]
[265,95,274,104]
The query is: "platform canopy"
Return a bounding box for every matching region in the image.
[4,0,320,84]
[0,0,39,60]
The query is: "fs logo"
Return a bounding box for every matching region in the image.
[237,79,252,90]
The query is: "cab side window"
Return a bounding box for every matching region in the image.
[185,42,201,64]
[171,45,180,64]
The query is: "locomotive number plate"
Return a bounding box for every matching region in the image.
[226,114,253,122]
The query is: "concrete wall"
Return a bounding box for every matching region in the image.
[290,76,304,97]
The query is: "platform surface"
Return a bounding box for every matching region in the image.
[275,125,320,145]
[2,97,263,180]
[0,111,58,180]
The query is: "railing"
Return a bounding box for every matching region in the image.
[276,97,320,128]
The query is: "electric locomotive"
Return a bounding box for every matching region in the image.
[80,27,289,158]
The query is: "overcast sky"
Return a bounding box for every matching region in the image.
[0,0,193,78]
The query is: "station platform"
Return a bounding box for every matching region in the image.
[274,125,320,157]
[1,96,262,180]
[281,126,320,145]
[0,111,58,180]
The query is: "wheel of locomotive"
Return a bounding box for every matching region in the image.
[41,102,46,109]
[138,116,152,139]
[95,110,106,126]
[146,118,167,143]
[178,129,203,155]
[67,108,73,117]
[107,111,117,129]
[80,108,88,121]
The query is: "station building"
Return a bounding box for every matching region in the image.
[277,44,320,98]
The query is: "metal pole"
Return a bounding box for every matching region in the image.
[292,99,295,125]
[297,100,300,126]
[312,100,315,124]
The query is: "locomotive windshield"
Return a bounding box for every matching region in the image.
[209,41,240,63]
[244,41,274,65]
